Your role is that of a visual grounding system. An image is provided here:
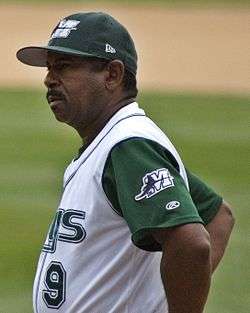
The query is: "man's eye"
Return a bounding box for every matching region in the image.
[55,63,70,70]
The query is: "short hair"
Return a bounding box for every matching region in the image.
[123,69,138,98]
[86,57,138,98]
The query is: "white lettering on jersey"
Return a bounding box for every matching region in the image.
[43,209,86,253]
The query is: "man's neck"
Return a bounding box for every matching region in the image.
[77,96,136,148]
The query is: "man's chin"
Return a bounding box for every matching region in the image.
[53,113,74,127]
[51,109,66,122]
[54,115,67,123]
[49,104,68,123]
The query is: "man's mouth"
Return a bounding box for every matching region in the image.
[48,96,63,105]
[48,99,63,109]
[46,90,67,121]
[46,90,65,106]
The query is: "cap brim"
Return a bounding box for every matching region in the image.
[16,46,99,67]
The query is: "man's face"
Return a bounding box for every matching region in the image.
[45,53,107,133]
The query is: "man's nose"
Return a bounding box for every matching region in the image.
[44,70,59,88]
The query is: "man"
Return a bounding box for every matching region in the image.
[16,12,234,313]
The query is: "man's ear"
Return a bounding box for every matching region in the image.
[105,60,125,91]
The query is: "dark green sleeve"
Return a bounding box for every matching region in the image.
[102,138,203,252]
[186,169,223,224]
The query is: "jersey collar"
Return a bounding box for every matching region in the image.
[64,102,145,188]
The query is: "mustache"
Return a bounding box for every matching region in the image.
[46,90,66,102]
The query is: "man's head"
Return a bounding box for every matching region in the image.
[16,12,138,138]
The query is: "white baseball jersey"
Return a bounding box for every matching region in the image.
[33,102,189,313]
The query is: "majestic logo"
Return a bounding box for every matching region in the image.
[43,209,86,253]
[51,19,80,39]
[135,168,175,201]
[105,43,116,54]
[166,201,180,210]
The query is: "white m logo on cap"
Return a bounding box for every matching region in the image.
[51,19,80,39]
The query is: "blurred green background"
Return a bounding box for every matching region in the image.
[0,0,249,312]
[0,89,249,312]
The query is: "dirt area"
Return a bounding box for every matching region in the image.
[1,3,249,94]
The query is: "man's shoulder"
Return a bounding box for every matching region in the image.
[98,102,164,151]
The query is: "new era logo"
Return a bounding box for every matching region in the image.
[105,43,116,54]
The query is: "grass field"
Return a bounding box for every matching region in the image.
[0,88,249,312]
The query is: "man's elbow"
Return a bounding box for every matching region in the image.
[191,228,211,263]
[221,201,235,230]
[166,224,212,264]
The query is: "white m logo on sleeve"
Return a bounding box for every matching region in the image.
[135,168,175,201]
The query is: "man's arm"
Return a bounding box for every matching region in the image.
[186,170,235,273]
[153,223,212,313]
[205,200,235,273]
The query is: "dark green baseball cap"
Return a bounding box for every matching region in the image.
[16,12,137,75]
